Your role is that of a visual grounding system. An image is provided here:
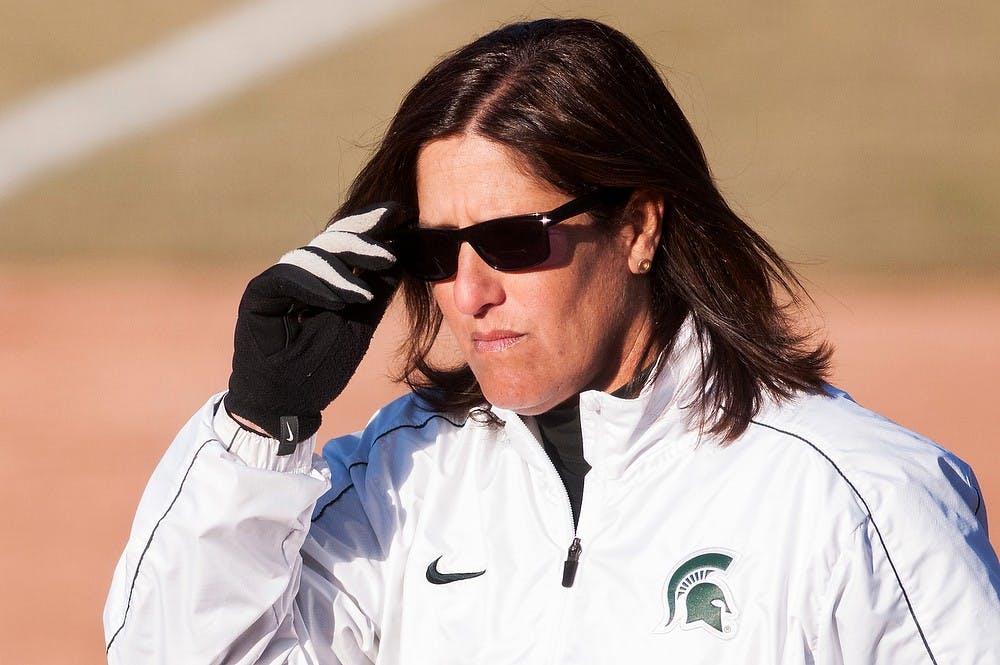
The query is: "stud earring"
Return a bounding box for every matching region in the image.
[636,258,652,274]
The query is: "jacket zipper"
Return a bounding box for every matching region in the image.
[562,537,583,587]
[530,417,586,588]
[545,454,583,588]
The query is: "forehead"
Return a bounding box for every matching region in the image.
[415,135,565,224]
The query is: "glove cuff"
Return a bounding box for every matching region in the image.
[223,388,321,450]
[214,401,318,470]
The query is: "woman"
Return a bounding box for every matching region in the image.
[105,18,999,663]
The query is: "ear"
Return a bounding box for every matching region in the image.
[621,190,664,274]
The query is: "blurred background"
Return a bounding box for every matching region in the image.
[1,1,996,662]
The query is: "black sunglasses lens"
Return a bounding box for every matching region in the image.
[471,218,550,271]
[396,219,550,281]
[395,229,458,281]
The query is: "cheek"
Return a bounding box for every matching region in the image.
[570,253,637,345]
[536,257,631,352]
[430,283,456,328]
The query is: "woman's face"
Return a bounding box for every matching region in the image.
[415,134,659,415]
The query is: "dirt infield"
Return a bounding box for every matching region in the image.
[1,265,996,663]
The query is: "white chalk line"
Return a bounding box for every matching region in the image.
[0,0,435,201]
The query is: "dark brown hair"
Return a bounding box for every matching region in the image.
[334,18,832,441]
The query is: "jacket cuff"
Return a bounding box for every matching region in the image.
[213,396,316,473]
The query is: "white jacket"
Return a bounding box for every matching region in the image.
[105,329,1000,663]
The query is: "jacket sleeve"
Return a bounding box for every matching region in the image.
[103,394,382,664]
[813,460,1000,663]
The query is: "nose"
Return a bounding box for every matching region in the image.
[450,242,505,317]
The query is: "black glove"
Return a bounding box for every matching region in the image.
[226,203,403,452]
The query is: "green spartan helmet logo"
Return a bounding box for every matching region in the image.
[653,550,739,639]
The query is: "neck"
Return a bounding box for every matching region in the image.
[602,300,662,393]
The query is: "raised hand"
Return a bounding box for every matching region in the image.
[226,203,403,451]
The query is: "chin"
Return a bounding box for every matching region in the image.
[477,375,566,416]
[477,375,531,413]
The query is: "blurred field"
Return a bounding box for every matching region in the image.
[0,266,997,663]
[1,0,998,663]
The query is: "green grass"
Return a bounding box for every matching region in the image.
[1,0,998,276]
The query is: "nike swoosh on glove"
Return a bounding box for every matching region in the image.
[226,203,403,452]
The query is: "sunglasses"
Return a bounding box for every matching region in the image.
[392,188,631,282]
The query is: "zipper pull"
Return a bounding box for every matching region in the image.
[562,537,583,588]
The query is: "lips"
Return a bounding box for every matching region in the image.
[471,330,525,353]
